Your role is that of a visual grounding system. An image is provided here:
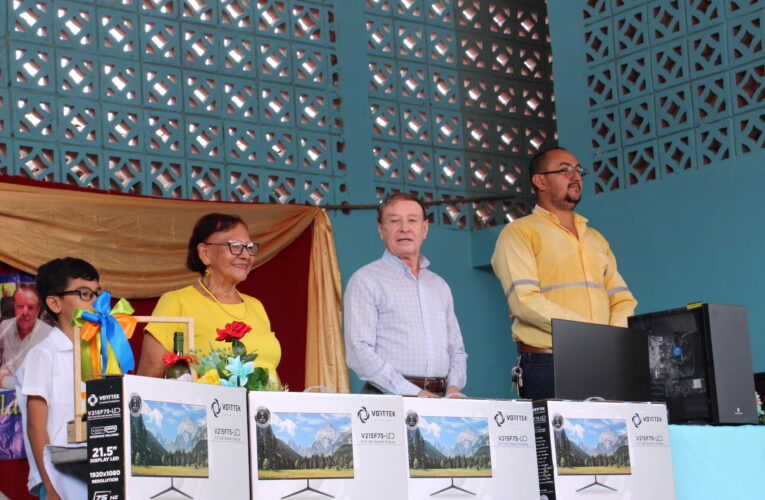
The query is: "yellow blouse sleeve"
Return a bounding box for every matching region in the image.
[144,289,190,353]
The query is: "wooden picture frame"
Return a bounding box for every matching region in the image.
[68,316,195,443]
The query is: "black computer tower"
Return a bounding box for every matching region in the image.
[628,303,757,425]
[755,372,765,405]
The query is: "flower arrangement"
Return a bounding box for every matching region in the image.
[193,321,282,391]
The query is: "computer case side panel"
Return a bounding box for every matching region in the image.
[704,304,757,424]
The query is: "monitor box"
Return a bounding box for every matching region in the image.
[403,397,539,499]
[86,375,250,500]
[629,303,758,424]
[486,399,541,499]
[533,400,676,500]
[248,391,408,499]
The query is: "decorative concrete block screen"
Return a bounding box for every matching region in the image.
[582,0,765,194]
[365,0,556,228]
[0,0,344,205]
[0,0,558,229]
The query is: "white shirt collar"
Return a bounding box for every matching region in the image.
[48,327,74,352]
[382,249,430,272]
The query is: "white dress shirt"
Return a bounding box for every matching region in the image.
[0,318,52,388]
[344,251,468,395]
[16,327,87,498]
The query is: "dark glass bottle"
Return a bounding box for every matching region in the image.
[165,331,192,381]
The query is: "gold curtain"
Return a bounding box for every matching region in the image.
[0,180,349,392]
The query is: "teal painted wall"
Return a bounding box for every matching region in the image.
[327,2,525,398]
[578,161,765,373]
[547,0,765,372]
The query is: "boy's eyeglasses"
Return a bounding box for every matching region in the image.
[54,288,102,301]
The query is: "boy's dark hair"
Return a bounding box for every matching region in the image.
[36,257,99,317]
[376,192,428,223]
[187,213,247,275]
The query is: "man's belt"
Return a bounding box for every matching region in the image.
[517,342,553,354]
[404,376,446,393]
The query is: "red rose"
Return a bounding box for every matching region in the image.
[215,321,252,342]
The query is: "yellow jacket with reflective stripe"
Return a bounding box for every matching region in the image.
[491,205,637,348]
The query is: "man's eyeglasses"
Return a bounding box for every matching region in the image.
[54,288,102,301]
[536,165,586,178]
[204,241,260,257]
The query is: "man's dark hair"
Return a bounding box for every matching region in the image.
[187,213,247,275]
[36,257,99,317]
[377,192,428,223]
[528,146,569,177]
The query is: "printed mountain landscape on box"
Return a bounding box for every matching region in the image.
[130,400,208,478]
[554,418,631,475]
[407,416,491,478]
[257,412,354,480]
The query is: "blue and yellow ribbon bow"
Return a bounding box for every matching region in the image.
[72,291,137,375]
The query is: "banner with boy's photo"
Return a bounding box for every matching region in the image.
[0,389,25,460]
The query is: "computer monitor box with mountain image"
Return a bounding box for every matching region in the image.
[533,400,677,500]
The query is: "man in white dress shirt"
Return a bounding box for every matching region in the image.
[0,287,52,388]
[344,193,468,397]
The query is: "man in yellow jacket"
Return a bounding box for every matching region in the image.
[491,147,637,400]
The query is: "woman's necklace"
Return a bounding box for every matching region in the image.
[198,278,250,321]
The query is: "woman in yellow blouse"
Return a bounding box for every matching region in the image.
[137,213,281,381]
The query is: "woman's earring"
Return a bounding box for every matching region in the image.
[204,267,211,277]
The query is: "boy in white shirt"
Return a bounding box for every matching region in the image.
[16,257,100,500]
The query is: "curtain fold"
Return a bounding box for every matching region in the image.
[305,210,346,392]
[0,180,349,392]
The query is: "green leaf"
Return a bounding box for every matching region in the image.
[245,372,262,391]
[245,368,271,391]
[231,339,247,358]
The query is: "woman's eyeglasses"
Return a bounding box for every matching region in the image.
[204,241,260,256]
